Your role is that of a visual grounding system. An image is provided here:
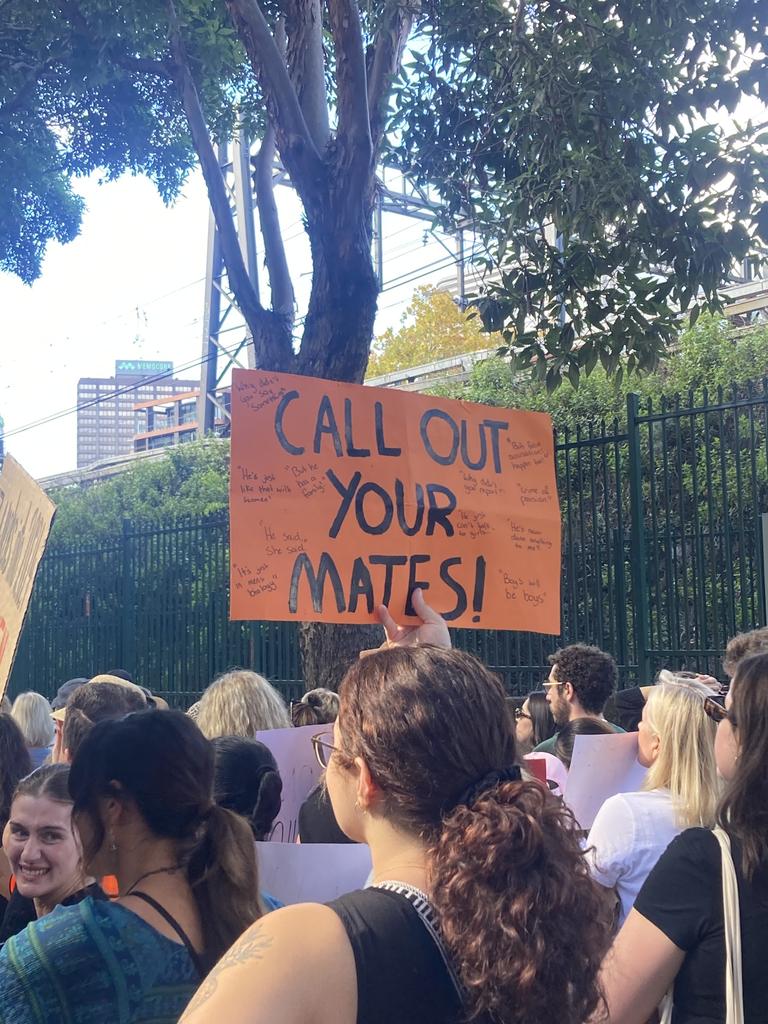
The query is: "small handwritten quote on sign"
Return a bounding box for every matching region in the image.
[229,369,561,633]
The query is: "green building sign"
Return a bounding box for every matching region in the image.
[115,359,173,376]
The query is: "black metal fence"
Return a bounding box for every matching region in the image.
[9,385,768,703]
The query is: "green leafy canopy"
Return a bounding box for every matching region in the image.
[0,0,766,384]
[49,437,230,544]
[438,314,768,430]
[390,0,768,386]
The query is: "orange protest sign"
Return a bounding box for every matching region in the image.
[229,369,561,633]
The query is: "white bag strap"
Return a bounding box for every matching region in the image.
[658,829,744,1024]
[712,827,744,1024]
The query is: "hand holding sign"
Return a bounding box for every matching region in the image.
[380,587,452,649]
[360,588,452,658]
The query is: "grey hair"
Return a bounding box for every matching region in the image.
[12,692,55,748]
[300,688,340,722]
[197,670,290,739]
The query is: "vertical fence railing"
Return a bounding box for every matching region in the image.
[8,384,768,701]
[627,393,650,684]
[633,381,768,679]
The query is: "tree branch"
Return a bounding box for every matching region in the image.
[115,55,173,78]
[327,0,372,167]
[0,66,46,120]
[367,0,416,153]
[224,0,322,189]
[167,0,294,370]
[255,121,296,319]
[285,0,330,151]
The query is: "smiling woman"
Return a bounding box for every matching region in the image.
[0,764,106,944]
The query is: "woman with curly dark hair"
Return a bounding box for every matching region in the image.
[181,591,611,1024]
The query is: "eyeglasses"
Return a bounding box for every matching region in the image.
[311,731,339,769]
[703,696,734,726]
[542,681,563,691]
[514,708,532,721]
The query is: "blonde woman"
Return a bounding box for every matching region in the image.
[586,681,719,924]
[197,670,290,739]
[12,692,55,768]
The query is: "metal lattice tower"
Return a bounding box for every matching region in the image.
[196,128,464,437]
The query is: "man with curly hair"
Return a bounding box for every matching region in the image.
[723,626,768,679]
[533,644,622,754]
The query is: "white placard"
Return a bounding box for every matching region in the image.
[256,841,372,905]
[564,732,647,829]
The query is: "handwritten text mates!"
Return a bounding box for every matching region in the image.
[229,370,561,632]
[271,388,503,621]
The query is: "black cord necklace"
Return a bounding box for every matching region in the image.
[121,865,181,898]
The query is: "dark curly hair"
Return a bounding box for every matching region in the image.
[338,646,611,1024]
[549,644,618,715]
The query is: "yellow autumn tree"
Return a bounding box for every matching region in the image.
[367,287,496,378]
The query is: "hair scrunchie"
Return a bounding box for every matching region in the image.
[453,765,522,809]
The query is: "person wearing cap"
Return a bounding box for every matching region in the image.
[100,671,171,711]
[52,679,148,765]
[50,678,88,713]
[49,679,88,763]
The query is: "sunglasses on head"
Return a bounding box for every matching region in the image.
[703,695,733,724]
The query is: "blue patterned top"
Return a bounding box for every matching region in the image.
[0,897,198,1023]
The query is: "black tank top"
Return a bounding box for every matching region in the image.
[328,883,464,1024]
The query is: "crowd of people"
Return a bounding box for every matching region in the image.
[0,597,765,1024]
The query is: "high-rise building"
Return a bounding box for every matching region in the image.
[0,412,4,464]
[76,360,198,468]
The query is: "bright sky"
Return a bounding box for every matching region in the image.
[2,86,763,481]
[0,169,462,479]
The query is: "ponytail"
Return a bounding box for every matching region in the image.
[212,736,283,841]
[336,647,610,1022]
[429,780,610,1024]
[187,804,261,969]
[250,769,283,841]
[69,711,263,973]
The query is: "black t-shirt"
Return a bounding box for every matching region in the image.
[328,886,465,1024]
[635,827,768,1024]
[299,784,355,845]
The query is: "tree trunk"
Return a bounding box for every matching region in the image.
[292,165,380,685]
[296,154,378,384]
[299,620,383,691]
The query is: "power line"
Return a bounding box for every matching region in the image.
[73,277,208,335]
[290,244,481,333]
[2,240,483,444]
[0,350,218,443]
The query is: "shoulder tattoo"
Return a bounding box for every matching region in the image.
[182,924,275,1017]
